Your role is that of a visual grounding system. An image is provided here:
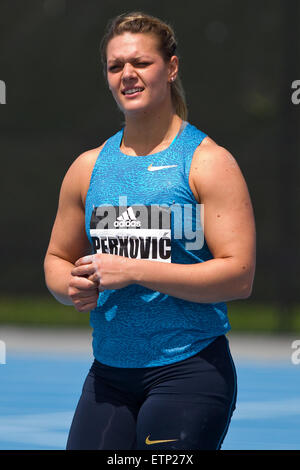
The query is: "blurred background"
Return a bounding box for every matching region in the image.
[0,0,299,332]
[0,0,300,452]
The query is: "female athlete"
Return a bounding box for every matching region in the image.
[44,11,256,450]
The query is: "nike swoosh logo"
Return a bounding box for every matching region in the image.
[148,163,178,171]
[145,435,179,445]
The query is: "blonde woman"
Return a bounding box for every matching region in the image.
[44,11,256,450]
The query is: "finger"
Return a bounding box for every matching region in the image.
[71,264,95,277]
[88,272,101,284]
[70,288,98,299]
[69,276,98,291]
[75,255,94,267]
[82,302,98,312]
[73,300,98,312]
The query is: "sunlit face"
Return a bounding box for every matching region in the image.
[106,32,177,115]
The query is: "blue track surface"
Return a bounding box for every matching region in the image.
[1,352,300,450]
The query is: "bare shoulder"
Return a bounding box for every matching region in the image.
[192,136,240,172]
[68,141,106,178]
[190,136,246,201]
[62,141,107,206]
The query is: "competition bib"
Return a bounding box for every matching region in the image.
[90,204,171,262]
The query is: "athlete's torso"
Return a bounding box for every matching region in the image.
[85,120,230,367]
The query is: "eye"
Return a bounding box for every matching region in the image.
[108,61,151,72]
[108,64,122,72]
[108,65,122,72]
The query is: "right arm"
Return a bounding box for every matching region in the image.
[44,144,105,311]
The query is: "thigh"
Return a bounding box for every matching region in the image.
[135,396,231,450]
[66,373,138,450]
[135,336,237,450]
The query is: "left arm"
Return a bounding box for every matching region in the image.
[72,141,256,304]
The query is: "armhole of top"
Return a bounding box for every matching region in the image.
[185,131,208,205]
[83,140,110,248]
[83,139,109,207]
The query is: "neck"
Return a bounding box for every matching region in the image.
[121,104,182,156]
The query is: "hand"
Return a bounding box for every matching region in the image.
[68,272,99,313]
[72,253,134,291]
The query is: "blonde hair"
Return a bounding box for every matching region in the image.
[100,11,188,121]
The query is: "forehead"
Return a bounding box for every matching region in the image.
[106,32,161,62]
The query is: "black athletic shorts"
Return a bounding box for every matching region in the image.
[66,334,237,450]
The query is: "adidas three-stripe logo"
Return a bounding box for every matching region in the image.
[114,206,142,228]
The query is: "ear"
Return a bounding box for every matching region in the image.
[168,55,179,82]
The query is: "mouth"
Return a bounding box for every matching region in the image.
[121,87,144,98]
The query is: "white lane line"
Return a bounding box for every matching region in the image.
[1,398,300,448]
[0,411,73,448]
[233,398,300,420]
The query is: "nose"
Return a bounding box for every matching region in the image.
[121,62,138,81]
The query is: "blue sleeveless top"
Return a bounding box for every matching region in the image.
[85,121,231,367]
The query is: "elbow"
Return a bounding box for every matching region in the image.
[239,284,253,299]
[43,251,50,276]
[43,256,51,289]
[43,254,57,297]
[238,273,255,299]
[234,258,256,299]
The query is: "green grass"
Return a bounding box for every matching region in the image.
[0,296,299,332]
[0,296,90,328]
[228,302,300,333]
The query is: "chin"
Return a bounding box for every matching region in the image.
[122,100,164,117]
[121,102,150,116]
